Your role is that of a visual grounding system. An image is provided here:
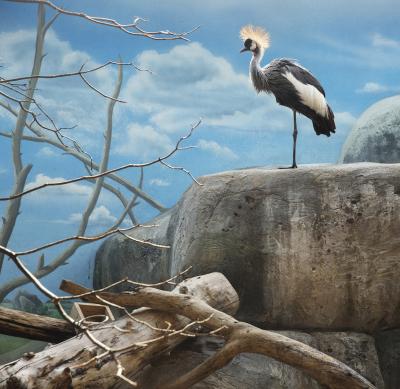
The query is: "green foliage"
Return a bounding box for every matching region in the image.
[0,334,27,352]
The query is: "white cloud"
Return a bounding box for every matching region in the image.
[90,205,117,225]
[357,82,388,93]
[25,173,92,200]
[0,29,117,150]
[0,167,7,175]
[120,42,290,142]
[68,205,117,226]
[334,111,357,128]
[66,213,82,224]
[36,146,57,157]
[0,30,36,78]
[372,33,400,48]
[149,178,170,187]
[115,122,174,160]
[197,139,238,160]
[356,81,400,94]
[316,34,400,69]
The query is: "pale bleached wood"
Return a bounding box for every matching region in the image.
[0,306,74,342]
[60,275,375,389]
[0,272,239,389]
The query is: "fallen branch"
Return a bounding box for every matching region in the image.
[0,273,238,388]
[61,278,375,389]
[0,306,75,342]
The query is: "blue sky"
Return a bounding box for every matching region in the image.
[0,0,399,299]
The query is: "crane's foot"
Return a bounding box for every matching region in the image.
[278,164,297,169]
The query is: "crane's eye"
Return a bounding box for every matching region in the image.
[244,39,252,49]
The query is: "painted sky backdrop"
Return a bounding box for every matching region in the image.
[0,0,399,298]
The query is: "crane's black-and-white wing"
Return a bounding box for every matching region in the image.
[262,59,335,136]
[281,59,325,96]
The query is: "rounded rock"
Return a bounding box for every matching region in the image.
[340,95,400,163]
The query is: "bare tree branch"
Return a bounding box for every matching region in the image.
[62,280,375,389]
[0,119,202,202]
[83,164,138,225]
[0,305,75,342]
[117,230,170,249]
[14,224,167,257]
[74,61,123,238]
[0,62,145,301]
[160,160,202,185]
[6,0,200,41]
[78,64,127,103]
[0,129,142,225]
[0,244,231,388]
[0,165,32,272]
[162,337,242,389]
[0,84,86,147]
[0,60,152,84]
[0,116,167,212]
[0,228,375,389]
[0,4,47,272]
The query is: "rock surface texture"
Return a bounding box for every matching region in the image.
[375,329,400,389]
[132,332,384,389]
[94,163,400,388]
[340,95,400,163]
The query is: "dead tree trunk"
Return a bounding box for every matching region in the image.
[0,306,75,342]
[60,276,376,389]
[0,272,374,389]
[0,273,239,388]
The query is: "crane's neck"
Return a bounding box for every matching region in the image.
[250,49,268,93]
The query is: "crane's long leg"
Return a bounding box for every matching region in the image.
[279,110,298,169]
[292,110,298,168]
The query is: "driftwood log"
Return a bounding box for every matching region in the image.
[0,273,238,388]
[0,306,75,343]
[0,272,375,389]
[60,275,375,389]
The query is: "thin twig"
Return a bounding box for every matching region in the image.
[0,61,152,84]
[0,119,202,201]
[160,160,202,186]
[14,224,162,256]
[117,230,170,249]
[7,0,200,41]
[58,267,191,302]
[78,64,126,103]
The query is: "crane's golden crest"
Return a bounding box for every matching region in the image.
[240,25,270,50]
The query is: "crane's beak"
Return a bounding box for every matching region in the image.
[240,47,249,53]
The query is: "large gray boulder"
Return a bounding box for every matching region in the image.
[340,95,400,163]
[94,163,400,332]
[94,211,172,292]
[375,329,400,389]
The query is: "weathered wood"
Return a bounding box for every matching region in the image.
[61,277,375,389]
[0,306,75,342]
[0,272,375,389]
[0,272,239,388]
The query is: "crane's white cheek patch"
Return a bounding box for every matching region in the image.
[284,72,328,117]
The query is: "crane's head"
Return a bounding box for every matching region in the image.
[240,25,270,55]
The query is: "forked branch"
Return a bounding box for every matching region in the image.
[0,119,202,202]
[61,280,375,389]
[7,0,200,40]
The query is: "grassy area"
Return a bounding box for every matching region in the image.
[0,334,47,364]
[0,334,27,352]
[0,300,74,363]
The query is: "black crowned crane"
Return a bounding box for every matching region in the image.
[240,25,335,168]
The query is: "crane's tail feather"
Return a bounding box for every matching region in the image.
[313,105,336,137]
